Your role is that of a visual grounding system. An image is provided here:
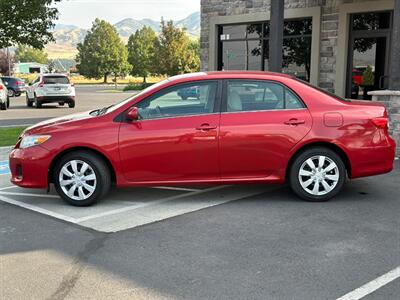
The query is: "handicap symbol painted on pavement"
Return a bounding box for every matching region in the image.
[0,161,10,175]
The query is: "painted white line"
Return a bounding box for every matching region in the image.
[75,185,227,223]
[152,186,201,192]
[0,194,79,223]
[336,266,400,300]
[0,185,16,191]
[0,123,34,128]
[0,191,60,199]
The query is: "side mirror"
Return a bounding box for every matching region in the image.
[126,107,139,121]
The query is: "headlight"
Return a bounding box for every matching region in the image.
[20,135,51,149]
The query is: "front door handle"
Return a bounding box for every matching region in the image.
[196,123,217,131]
[284,119,305,126]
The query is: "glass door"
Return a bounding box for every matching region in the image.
[346,12,392,100]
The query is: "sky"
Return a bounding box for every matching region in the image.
[54,0,200,28]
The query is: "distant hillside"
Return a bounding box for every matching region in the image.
[46,12,200,59]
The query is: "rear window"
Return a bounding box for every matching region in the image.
[44,76,70,84]
[295,78,351,102]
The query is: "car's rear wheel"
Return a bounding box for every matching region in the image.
[289,147,346,202]
[53,151,111,206]
[7,89,14,97]
[6,97,10,108]
[0,101,6,110]
[68,101,75,108]
[35,95,42,108]
[26,94,33,107]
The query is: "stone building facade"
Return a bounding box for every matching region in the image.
[200,0,396,97]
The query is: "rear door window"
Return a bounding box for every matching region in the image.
[44,76,70,84]
[226,80,305,112]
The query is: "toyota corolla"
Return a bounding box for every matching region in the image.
[9,72,396,206]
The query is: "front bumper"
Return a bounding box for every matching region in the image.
[9,146,53,189]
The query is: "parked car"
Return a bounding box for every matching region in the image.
[9,71,396,206]
[26,74,75,108]
[0,78,10,110]
[177,86,200,100]
[0,76,26,97]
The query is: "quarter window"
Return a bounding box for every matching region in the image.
[136,81,218,120]
[226,81,304,112]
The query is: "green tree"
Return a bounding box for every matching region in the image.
[362,65,375,86]
[153,20,200,76]
[0,0,60,49]
[76,19,131,83]
[127,26,157,83]
[15,45,49,64]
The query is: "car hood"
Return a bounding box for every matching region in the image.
[24,111,94,134]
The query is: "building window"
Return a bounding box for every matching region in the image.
[218,18,312,81]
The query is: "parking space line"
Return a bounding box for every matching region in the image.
[152,186,201,192]
[336,266,400,300]
[0,194,78,223]
[0,186,16,191]
[74,185,227,223]
[0,191,60,199]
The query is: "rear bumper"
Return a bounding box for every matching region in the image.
[9,146,53,189]
[37,96,75,103]
[350,136,396,179]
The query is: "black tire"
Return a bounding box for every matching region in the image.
[53,151,111,206]
[15,93,21,97]
[7,89,15,97]
[6,97,10,108]
[26,94,33,107]
[0,101,6,110]
[59,102,64,106]
[289,147,346,202]
[68,101,75,108]
[35,95,42,108]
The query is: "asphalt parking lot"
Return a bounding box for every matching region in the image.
[0,156,399,299]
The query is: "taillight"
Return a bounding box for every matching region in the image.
[372,117,388,130]
[0,85,3,90]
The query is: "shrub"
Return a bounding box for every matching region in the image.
[123,82,154,91]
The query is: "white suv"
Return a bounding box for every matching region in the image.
[26,74,75,108]
[0,78,10,110]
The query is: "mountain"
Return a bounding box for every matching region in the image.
[45,12,200,59]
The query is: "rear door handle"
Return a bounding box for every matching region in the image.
[284,119,305,126]
[196,123,217,131]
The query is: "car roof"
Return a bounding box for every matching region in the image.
[41,73,69,77]
[167,71,294,83]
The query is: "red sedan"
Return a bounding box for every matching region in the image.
[9,72,396,206]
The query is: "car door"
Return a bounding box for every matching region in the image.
[118,80,221,183]
[219,80,312,179]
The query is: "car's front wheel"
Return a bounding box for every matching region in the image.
[289,147,346,202]
[26,94,33,107]
[53,151,111,206]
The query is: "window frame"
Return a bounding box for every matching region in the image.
[122,80,223,122]
[221,79,306,114]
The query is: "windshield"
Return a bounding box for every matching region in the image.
[105,78,170,113]
[44,76,70,84]
[295,78,351,102]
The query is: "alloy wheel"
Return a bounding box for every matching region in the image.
[58,160,97,201]
[298,155,339,196]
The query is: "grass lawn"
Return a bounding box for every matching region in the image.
[0,127,26,147]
